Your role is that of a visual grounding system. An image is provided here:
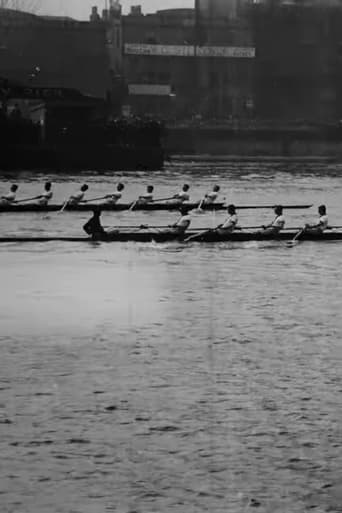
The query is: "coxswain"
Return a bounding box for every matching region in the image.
[262,205,285,234]
[216,204,238,234]
[139,185,154,203]
[173,184,190,202]
[203,184,220,205]
[106,183,125,204]
[83,207,107,240]
[170,206,192,234]
[68,184,89,205]
[304,204,329,233]
[36,182,53,206]
[1,184,18,204]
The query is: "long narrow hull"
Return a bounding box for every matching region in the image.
[0,202,312,213]
[0,230,341,243]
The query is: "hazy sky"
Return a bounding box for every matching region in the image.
[39,0,193,19]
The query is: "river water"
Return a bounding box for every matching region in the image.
[1,160,342,513]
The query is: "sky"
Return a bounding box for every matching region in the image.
[39,0,193,19]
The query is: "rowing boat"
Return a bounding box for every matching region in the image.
[1,230,341,243]
[0,202,313,213]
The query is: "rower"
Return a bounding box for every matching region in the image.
[139,185,154,203]
[106,183,124,204]
[304,204,328,233]
[203,185,220,205]
[36,182,53,206]
[216,204,238,234]
[68,184,89,205]
[83,207,107,240]
[1,184,18,204]
[173,184,190,202]
[170,206,192,234]
[262,205,285,234]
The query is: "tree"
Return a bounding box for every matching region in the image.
[0,0,41,13]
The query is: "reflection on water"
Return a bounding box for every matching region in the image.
[0,161,342,512]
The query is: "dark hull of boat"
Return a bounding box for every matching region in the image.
[0,202,312,213]
[1,230,341,243]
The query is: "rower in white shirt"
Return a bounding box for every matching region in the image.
[68,184,89,205]
[1,184,18,204]
[203,185,220,205]
[171,206,192,234]
[36,182,53,206]
[216,204,238,234]
[106,183,124,204]
[139,206,191,234]
[304,205,329,233]
[262,205,285,234]
[173,184,190,202]
[138,185,154,203]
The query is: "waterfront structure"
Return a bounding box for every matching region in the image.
[123,0,342,127]
[252,2,342,123]
[0,7,110,99]
[122,6,255,120]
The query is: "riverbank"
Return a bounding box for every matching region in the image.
[165,125,342,158]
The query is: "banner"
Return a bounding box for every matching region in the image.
[124,44,255,58]
[128,84,172,96]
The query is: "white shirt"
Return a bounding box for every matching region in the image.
[69,190,85,203]
[318,214,328,230]
[204,191,218,204]
[176,214,191,230]
[221,214,238,230]
[1,191,16,203]
[107,192,122,203]
[139,193,153,202]
[272,215,285,230]
[38,190,53,205]
[175,191,190,201]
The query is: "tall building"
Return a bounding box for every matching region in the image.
[252,2,342,122]
[197,0,243,21]
[122,5,255,120]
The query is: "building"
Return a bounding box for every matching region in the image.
[197,0,243,22]
[101,1,126,115]
[122,6,255,120]
[0,7,110,99]
[252,2,342,123]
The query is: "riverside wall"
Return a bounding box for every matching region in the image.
[165,126,342,157]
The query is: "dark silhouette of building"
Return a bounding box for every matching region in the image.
[0,7,110,99]
[252,2,342,123]
[122,6,255,120]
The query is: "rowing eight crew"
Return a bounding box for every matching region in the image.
[0,183,222,206]
[83,204,329,240]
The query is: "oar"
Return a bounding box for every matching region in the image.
[106,225,210,231]
[128,200,139,212]
[184,229,214,242]
[58,199,69,213]
[195,198,206,212]
[286,228,305,247]
[15,196,40,203]
[235,226,306,231]
[236,204,312,210]
[82,195,109,203]
[150,196,176,203]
